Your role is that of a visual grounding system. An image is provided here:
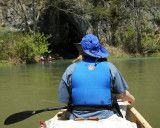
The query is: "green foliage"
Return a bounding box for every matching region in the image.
[123,26,137,53]
[88,0,101,7]
[0,27,51,64]
[142,34,159,53]
[34,32,52,54]
[53,0,160,56]
[91,0,160,55]
[155,14,160,25]
[86,4,109,16]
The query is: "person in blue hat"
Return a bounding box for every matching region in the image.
[58,34,135,120]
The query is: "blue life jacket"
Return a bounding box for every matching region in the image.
[71,59,111,106]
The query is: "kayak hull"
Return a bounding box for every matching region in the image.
[40,101,152,128]
[125,102,152,128]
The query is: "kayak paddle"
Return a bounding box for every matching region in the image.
[4,106,68,125]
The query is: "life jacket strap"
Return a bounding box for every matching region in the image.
[68,104,113,111]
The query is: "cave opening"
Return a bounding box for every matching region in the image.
[40,8,86,59]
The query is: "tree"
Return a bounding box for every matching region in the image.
[0,28,51,64]
[8,0,48,33]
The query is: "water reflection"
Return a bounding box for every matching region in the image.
[110,57,160,128]
[0,57,160,128]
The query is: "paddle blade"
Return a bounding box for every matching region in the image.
[4,106,67,125]
[4,111,35,125]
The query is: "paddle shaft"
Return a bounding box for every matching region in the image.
[35,106,68,114]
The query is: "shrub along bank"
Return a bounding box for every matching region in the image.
[0,27,51,64]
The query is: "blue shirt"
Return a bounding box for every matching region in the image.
[58,61,128,120]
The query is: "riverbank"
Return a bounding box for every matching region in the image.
[1,45,160,65]
[106,45,160,60]
[0,61,13,66]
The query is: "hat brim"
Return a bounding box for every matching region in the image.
[74,43,91,57]
[74,43,109,58]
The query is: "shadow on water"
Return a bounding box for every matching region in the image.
[0,57,159,128]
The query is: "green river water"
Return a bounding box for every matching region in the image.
[0,57,160,128]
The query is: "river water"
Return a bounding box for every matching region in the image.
[0,57,159,128]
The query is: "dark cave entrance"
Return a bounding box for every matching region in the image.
[39,8,87,59]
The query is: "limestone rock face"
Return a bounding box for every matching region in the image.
[0,1,34,31]
[0,0,158,58]
[37,0,111,57]
[0,1,96,57]
[38,2,93,57]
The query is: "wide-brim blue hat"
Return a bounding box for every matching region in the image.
[75,34,109,58]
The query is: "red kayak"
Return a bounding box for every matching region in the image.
[39,58,55,62]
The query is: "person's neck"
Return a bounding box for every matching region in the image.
[83,57,107,61]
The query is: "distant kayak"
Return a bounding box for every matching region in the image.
[39,58,55,62]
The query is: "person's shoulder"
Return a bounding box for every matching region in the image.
[67,63,76,69]
[65,63,76,72]
[107,62,116,69]
[107,61,120,74]
[62,63,76,78]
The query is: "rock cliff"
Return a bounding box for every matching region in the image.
[0,0,159,58]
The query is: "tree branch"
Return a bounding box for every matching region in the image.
[17,0,32,33]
